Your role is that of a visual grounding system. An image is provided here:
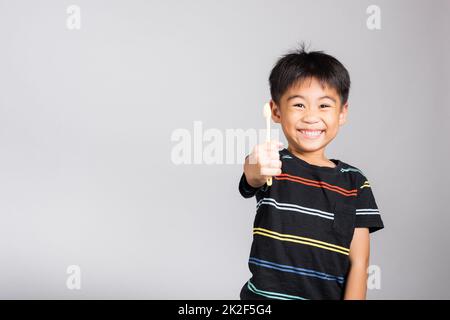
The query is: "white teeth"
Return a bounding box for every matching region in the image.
[300,130,323,136]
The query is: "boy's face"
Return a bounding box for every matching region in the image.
[271,77,348,155]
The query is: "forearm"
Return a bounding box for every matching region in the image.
[343,261,368,300]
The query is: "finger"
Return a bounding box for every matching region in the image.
[260,153,279,166]
[261,141,281,155]
[258,157,270,167]
[259,150,277,160]
[273,140,284,149]
[265,140,284,151]
[268,159,282,169]
[268,149,281,160]
[260,167,282,176]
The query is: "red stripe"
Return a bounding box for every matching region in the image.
[274,173,357,197]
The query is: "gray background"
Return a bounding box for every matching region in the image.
[0,0,449,299]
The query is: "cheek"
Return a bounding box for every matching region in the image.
[324,121,340,136]
[325,114,341,128]
[280,115,298,129]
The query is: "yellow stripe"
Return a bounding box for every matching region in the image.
[253,232,349,255]
[360,181,371,189]
[253,227,350,255]
[254,227,349,251]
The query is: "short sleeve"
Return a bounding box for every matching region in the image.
[354,175,384,233]
[238,172,263,198]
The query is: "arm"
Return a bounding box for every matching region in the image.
[343,227,370,300]
[239,150,278,198]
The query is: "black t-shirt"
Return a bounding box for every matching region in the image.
[239,148,384,300]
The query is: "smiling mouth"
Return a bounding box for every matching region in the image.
[297,129,325,139]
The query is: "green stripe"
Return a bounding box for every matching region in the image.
[340,167,364,175]
[247,280,307,300]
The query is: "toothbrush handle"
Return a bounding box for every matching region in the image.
[266,117,272,186]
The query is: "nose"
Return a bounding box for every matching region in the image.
[301,109,321,123]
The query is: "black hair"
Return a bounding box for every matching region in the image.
[269,42,351,107]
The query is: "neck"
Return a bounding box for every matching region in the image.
[287,145,335,168]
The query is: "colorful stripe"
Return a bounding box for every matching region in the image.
[274,173,357,197]
[253,227,350,256]
[256,197,334,220]
[249,257,344,283]
[360,180,371,189]
[247,279,307,300]
[356,208,380,215]
[340,167,364,175]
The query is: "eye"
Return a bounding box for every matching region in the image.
[293,103,305,108]
[320,104,331,109]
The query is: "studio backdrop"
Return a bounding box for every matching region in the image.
[0,0,449,299]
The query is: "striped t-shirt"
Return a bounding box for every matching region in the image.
[239,148,384,300]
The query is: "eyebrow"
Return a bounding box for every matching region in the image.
[286,95,337,103]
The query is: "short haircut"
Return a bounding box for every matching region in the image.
[269,43,351,107]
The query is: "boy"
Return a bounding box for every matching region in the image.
[239,44,384,300]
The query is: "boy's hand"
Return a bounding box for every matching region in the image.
[244,141,283,188]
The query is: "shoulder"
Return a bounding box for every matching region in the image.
[337,161,370,182]
[337,161,377,193]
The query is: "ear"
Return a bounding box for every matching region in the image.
[270,99,282,124]
[338,102,349,126]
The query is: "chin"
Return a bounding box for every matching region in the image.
[298,144,326,153]
[289,140,323,152]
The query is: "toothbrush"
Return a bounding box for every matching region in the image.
[263,102,272,186]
